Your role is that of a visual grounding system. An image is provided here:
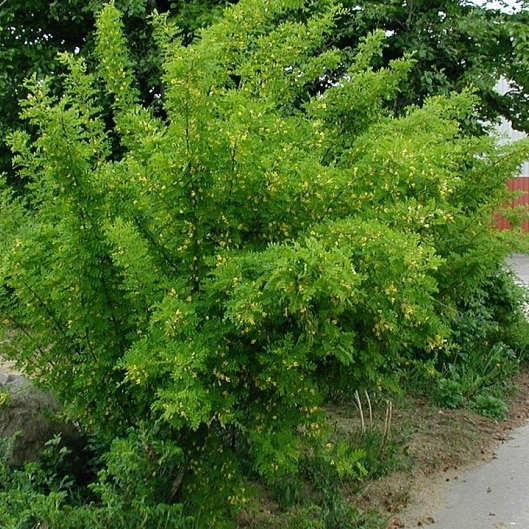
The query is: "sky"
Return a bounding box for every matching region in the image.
[471,0,525,12]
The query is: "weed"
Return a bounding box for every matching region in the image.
[434,342,518,419]
[252,502,386,529]
[347,392,402,479]
[471,393,508,420]
[271,475,307,511]
[0,391,10,407]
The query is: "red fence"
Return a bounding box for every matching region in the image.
[496,177,529,231]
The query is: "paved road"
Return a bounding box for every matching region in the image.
[431,423,529,528]
[430,254,529,529]
[507,253,529,285]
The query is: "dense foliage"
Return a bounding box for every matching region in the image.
[332,0,529,130]
[0,0,233,183]
[2,0,529,184]
[1,0,529,526]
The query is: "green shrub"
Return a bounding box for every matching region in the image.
[472,393,509,420]
[0,435,196,529]
[0,0,528,522]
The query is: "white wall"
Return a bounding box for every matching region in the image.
[494,78,529,176]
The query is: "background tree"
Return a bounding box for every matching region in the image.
[329,0,529,132]
[499,5,529,131]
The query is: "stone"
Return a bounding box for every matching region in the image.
[0,375,79,466]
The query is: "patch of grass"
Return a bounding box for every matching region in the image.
[242,502,386,529]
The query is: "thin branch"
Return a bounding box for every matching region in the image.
[4,314,47,360]
[23,281,69,341]
[131,213,181,274]
[364,389,373,430]
[354,390,365,434]
[84,327,97,362]
[378,400,393,457]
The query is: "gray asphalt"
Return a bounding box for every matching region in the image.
[508,253,529,285]
[432,423,529,528]
[430,254,529,529]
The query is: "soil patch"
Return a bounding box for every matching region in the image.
[0,360,21,377]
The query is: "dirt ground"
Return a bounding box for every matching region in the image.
[358,370,529,528]
[0,359,21,376]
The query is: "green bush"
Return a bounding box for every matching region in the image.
[0,435,196,529]
[434,341,519,420]
[1,0,528,523]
